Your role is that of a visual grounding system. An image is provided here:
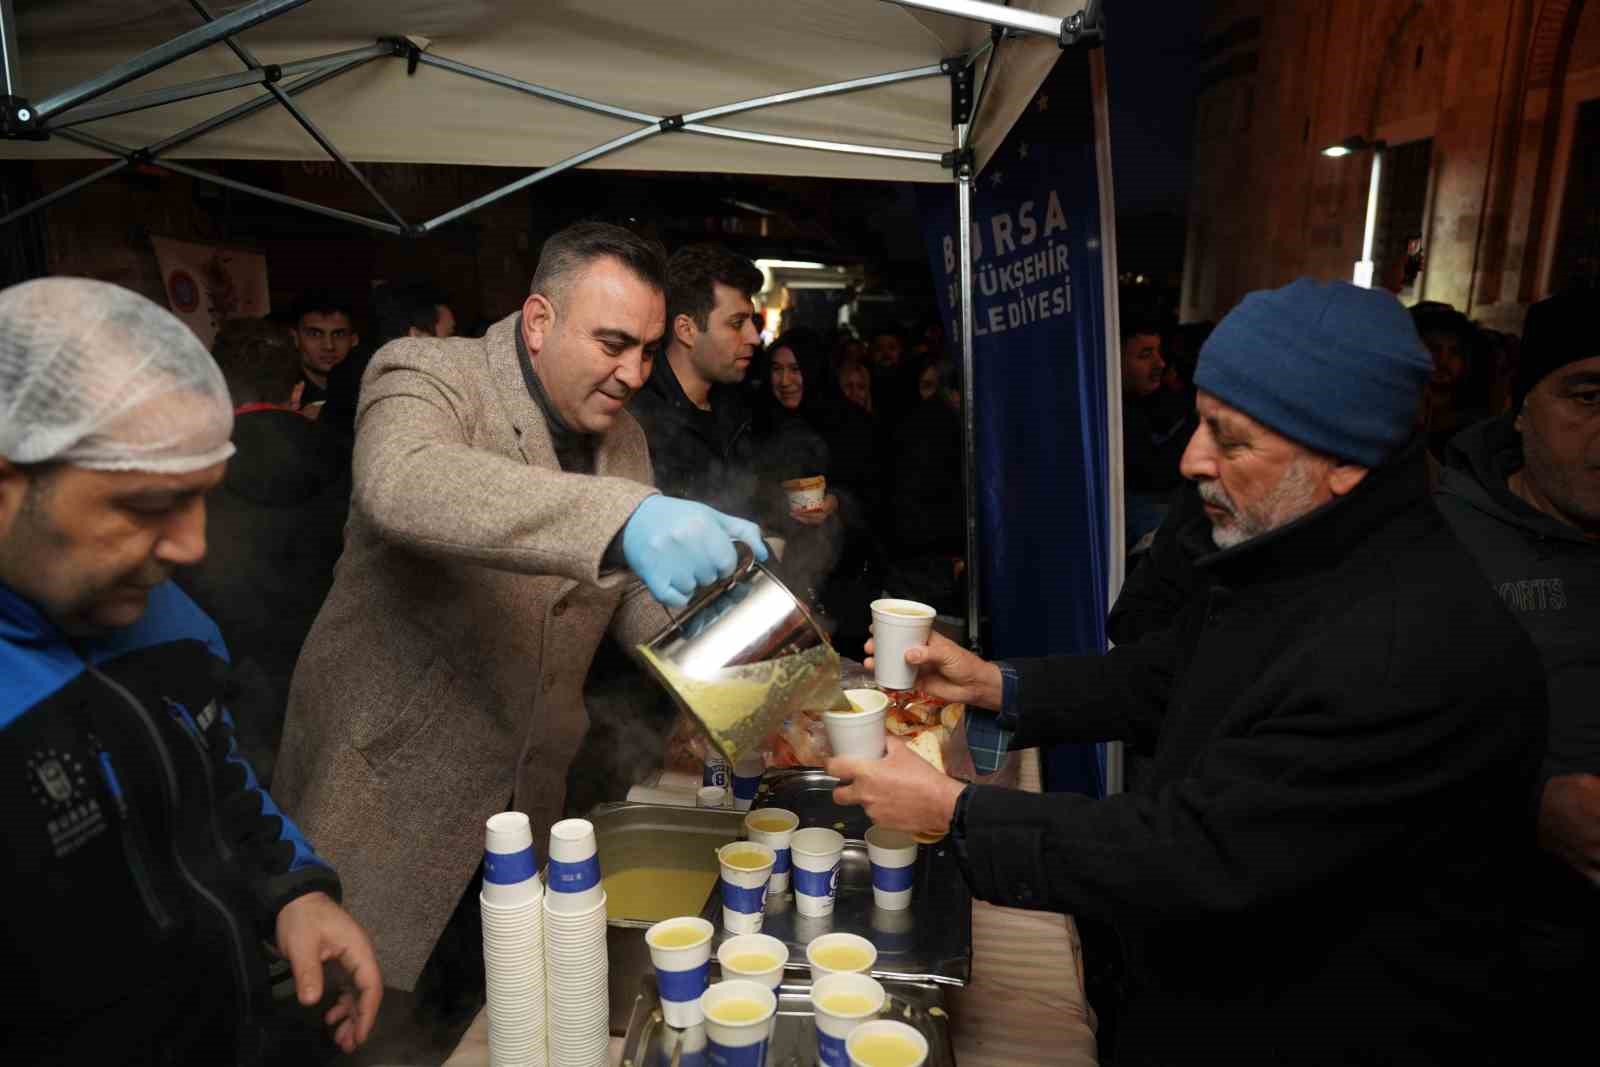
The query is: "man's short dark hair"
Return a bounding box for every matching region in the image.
[291,288,356,326]
[1122,317,1164,345]
[211,317,301,406]
[373,281,450,346]
[529,222,668,309]
[666,244,763,333]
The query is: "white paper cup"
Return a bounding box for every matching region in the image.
[806,932,877,982]
[717,933,788,990]
[482,811,543,906]
[717,841,775,935]
[825,689,890,759]
[698,785,728,808]
[847,1019,929,1067]
[646,917,714,1028]
[743,808,798,895]
[791,827,844,918]
[701,980,776,1066]
[812,972,886,1067]
[545,817,603,913]
[730,754,765,811]
[865,827,918,911]
[869,598,936,691]
[782,474,827,512]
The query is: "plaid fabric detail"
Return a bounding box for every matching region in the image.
[965,661,1021,775]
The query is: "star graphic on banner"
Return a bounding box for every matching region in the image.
[990,170,1003,187]
[1036,94,1050,113]
[1019,142,1030,160]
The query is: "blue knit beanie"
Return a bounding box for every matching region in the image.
[1193,278,1432,467]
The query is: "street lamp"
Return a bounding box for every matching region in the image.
[1322,136,1387,287]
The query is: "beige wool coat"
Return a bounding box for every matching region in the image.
[273,312,670,990]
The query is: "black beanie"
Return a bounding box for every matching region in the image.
[1516,292,1600,410]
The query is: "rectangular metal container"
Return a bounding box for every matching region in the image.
[620,972,956,1067]
[711,768,972,987]
[593,801,746,1034]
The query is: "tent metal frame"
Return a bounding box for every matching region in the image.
[0,0,1107,656]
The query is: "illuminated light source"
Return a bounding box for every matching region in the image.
[755,259,829,271]
[1318,136,1388,287]
[1321,135,1372,158]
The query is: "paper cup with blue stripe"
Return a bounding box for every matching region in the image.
[646,917,714,1028]
[742,807,798,895]
[545,817,603,914]
[730,754,765,811]
[481,811,543,907]
[791,826,845,918]
[701,980,776,1067]
[717,841,775,935]
[812,972,886,1067]
[865,826,918,911]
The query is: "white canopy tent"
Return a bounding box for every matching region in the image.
[0,1,1120,721]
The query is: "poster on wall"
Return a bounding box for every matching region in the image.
[149,236,270,349]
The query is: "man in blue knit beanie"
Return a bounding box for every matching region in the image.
[834,278,1548,1065]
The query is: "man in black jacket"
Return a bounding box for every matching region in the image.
[1434,290,1599,1055]
[0,279,380,1065]
[177,317,352,787]
[629,244,763,519]
[833,279,1546,1065]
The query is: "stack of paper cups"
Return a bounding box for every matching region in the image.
[791,827,845,918]
[479,812,548,1067]
[543,819,609,1066]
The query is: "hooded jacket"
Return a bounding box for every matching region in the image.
[956,444,1546,1065]
[176,409,351,787]
[0,581,339,1065]
[1435,414,1599,1006]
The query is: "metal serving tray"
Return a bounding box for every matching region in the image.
[620,972,956,1067]
[699,768,972,987]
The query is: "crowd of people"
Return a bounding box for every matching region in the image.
[0,222,1593,1067]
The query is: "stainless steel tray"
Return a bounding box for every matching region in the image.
[620,972,956,1067]
[701,768,972,987]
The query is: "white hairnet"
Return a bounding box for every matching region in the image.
[0,278,235,474]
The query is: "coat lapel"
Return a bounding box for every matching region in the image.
[484,312,560,471]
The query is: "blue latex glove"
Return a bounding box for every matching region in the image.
[622,496,769,608]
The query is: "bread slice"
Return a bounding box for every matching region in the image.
[905,726,947,773]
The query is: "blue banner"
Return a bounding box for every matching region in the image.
[920,49,1111,797]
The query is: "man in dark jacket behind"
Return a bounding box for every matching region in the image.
[1434,290,1599,1055]
[177,318,351,787]
[629,244,763,519]
[0,279,380,1065]
[832,279,1546,1065]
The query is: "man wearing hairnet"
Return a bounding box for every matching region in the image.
[0,278,382,1065]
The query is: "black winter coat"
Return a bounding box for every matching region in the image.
[957,445,1546,1064]
[176,409,350,786]
[629,358,757,520]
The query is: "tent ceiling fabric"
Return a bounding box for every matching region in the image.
[2,0,1074,183]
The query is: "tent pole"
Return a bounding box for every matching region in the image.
[415,52,659,123]
[418,125,664,233]
[1,0,19,100]
[185,0,406,229]
[0,159,129,228]
[32,0,313,121]
[153,158,404,234]
[46,46,382,130]
[683,124,943,163]
[682,64,944,124]
[879,0,1072,41]
[954,130,980,651]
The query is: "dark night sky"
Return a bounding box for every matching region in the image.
[1103,2,1205,217]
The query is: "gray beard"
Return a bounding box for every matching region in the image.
[1202,457,1326,549]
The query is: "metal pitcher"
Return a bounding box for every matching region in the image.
[638,544,846,763]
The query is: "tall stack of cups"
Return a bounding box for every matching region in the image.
[542,818,609,1066]
[479,812,548,1067]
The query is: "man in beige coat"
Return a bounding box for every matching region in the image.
[273,223,765,990]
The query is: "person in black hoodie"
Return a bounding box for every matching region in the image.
[176,317,350,787]
[1434,290,1599,1057]
[830,279,1546,1066]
